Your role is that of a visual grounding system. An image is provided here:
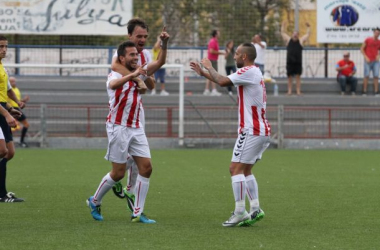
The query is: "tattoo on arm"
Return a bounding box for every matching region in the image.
[208,67,224,84]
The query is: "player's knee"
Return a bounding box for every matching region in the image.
[140,164,152,178]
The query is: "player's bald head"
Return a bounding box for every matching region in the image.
[239,43,256,62]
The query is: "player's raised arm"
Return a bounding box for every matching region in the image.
[281,21,291,45]
[146,26,170,76]
[300,22,311,46]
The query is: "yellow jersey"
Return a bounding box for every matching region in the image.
[8,87,20,108]
[0,63,10,103]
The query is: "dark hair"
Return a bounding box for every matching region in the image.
[375,27,380,32]
[225,40,235,53]
[117,41,136,63]
[127,18,149,35]
[211,30,218,37]
[0,35,7,41]
[240,43,256,61]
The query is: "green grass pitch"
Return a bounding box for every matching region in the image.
[1,149,379,250]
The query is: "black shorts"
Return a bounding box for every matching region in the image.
[0,102,13,143]
[14,107,27,122]
[286,63,302,76]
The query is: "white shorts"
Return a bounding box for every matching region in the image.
[0,127,4,140]
[104,123,151,164]
[231,133,270,164]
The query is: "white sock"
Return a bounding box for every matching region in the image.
[133,175,150,217]
[245,174,260,212]
[231,174,246,215]
[93,173,116,206]
[126,162,138,194]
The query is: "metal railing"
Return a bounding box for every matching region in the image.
[13,105,380,147]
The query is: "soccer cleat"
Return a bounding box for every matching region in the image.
[124,188,135,213]
[86,196,103,221]
[222,211,249,227]
[131,213,156,224]
[238,209,265,227]
[112,181,126,199]
[0,192,24,202]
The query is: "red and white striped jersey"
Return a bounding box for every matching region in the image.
[228,65,271,136]
[106,71,144,128]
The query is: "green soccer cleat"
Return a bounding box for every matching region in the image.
[124,187,135,213]
[131,213,156,224]
[112,181,125,199]
[238,209,265,227]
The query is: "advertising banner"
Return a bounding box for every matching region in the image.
[0,0,133,35]
[317,0,380,43]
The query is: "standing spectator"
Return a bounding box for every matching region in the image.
[281,21,311,96]
[360,27,380,96]
[8,77,30,147]
[225,40,236,95]
[336,52,357,95]
[204,30,223,96]
[151,36,169,96]
[252,34,266,75]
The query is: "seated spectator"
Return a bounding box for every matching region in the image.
[336,52,357,95]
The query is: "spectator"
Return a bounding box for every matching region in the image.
[224,40,236,95]
[336,52,357,96]
[204,30,224,96]
[281,21,311,96]
[252,34,266,75]
[8,77,30,146]
[151,36,169,96]
[360,27,380,96]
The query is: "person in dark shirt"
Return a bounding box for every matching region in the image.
[281,21,311,96]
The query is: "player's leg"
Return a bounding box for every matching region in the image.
[0,119,23,202]
[0,128,9,201]
[20,118,29,147]
[236,135,270,227]
[87,162,126,221]
[124,156,138,213]
[222,132,251,227]
[128,130,155,223]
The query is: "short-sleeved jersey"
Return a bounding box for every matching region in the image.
[228,65,270,136]
[364,37,380,62]
[0,63,12,103]
[106,71,144,128]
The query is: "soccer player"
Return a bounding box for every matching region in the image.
[190,43,270,227]
[0,35,25,203]
[8,77,30,147]
[110,19,170,214]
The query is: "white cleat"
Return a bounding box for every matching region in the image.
[222,211,249,227]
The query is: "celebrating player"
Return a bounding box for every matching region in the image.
[190,43,270,227]
[110,18,170,215]
[87,41,158,223]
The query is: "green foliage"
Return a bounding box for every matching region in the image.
[1,149,379,250]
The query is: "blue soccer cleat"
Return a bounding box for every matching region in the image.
[131,213,156,224]
[86,196,103,221]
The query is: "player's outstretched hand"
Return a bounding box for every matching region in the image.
[306,22,310,27]
[200,58,212,70]
[132,62,147,78]
[190,61,203,76]
[160,26,170,44]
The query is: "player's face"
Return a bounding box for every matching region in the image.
[128,26,149,53]
[123,46,139,71]
[234,46,244,68]
[292,31,299,40]
[0,40,8,59]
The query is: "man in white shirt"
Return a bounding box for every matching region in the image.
[190,43,270,227]
[252,34,266,75]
